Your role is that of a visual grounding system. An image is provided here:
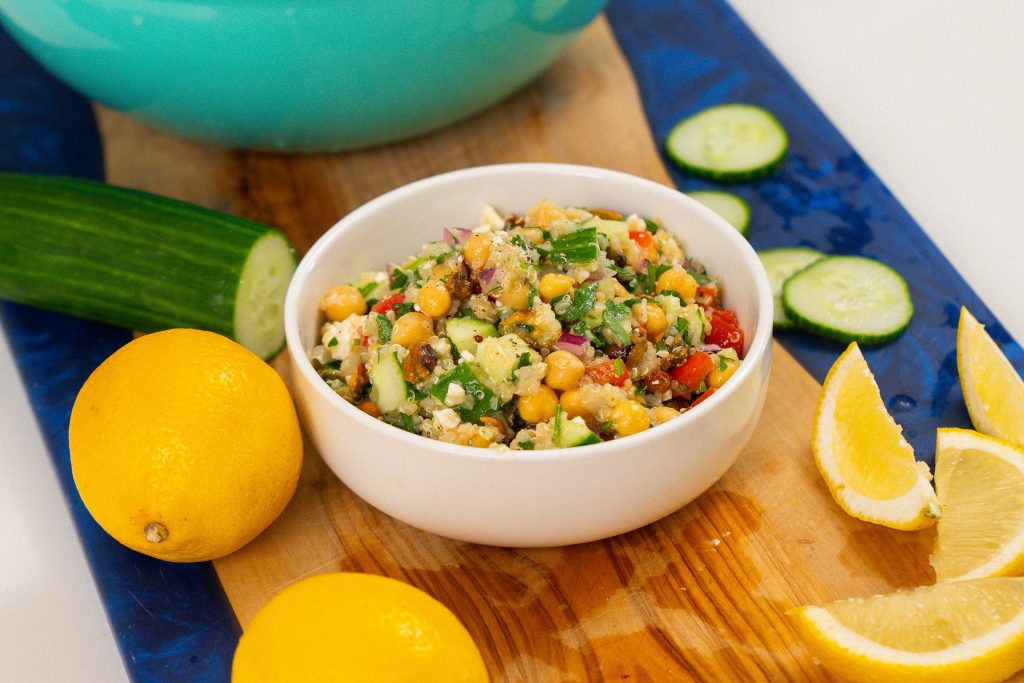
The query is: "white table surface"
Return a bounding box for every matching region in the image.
[2,2,1023,680]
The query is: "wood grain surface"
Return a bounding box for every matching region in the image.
[98,17,942,683]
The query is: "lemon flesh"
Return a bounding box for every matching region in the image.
[812,342,938,529]
[232,573,488,683]
[958,306,1024,449]
[789,578,1024,683]
[931,428,1024,581]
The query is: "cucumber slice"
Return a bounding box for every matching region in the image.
[556,417,601,448]
[757,247,826,330]
[666,104,788,182]
[370,351,407,413]
[445,317,497,355]
[688,190,751,235]
[0,173,295,359]
[781,256,913,344]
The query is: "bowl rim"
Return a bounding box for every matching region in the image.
[284,162,773,463]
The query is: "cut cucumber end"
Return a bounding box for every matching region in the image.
[688,190,751,236]
[666,103,788,182]
[234,231,296,360]
[781,256,913,345]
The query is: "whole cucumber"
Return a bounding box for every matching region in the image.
[0,174,296,359]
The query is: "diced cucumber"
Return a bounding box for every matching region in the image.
[475,334,538,390]
[666,104,788,182]
[370,351,407,413]
[446,317,498,355]
[556,416,601,448]
[688,190,751,236]
[757,247,826,330]
[581,215,629,251]
[0,173,295,359]
[782,256,913,345]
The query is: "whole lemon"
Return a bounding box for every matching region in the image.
[232,572,488,682]
[69,328,302,562]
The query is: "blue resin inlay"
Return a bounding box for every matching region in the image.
[0,25,240,683]
[607,0,1024,463]
[3,1,1024,679]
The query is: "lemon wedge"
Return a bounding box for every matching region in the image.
[812,342,939,529]
[930,428,1024,582]
[788,578,1024,683]
[958,307,1024,449]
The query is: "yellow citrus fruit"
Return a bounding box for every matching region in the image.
[788,577,1024,683]
[812,342,939,530]
[232,572,488,683]
[931,427,1024,582]
[958,306,1024,449]
[69,328,302,562]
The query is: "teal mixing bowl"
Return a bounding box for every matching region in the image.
[0,0,608,152]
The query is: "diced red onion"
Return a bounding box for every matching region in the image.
[555,332,591,358]
[385,262,397,276]
[585,266,611,282]
[443,227,474,245]
[478,267,497,286]
[697,344,722,353]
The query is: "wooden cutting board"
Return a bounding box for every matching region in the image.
[97,17,937,682]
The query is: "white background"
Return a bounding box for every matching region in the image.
[2,2,1022,680]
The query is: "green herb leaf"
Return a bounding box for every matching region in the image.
[557,282,599,322]
[549,227,600,265]
[376,314,393,345]
[327,336,339,348]
[358,280,379,297]
[389,269,409,290]
[517,439,535,450]
[511,234,533,255]
[392,302,416,318]
[429,363,496,424]
[602,300,633,345]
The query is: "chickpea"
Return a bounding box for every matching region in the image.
[631,301,669,341]
[511,226,545,245]
[544,350,585,391]
[538,273,574,302]
[391,311,434,347]
[462,233,493,271]
[707,359,740,389]
[655,267,698,300]
[499,278,531,310]
[319,285,366,321]
[417,279,452,318]
[611,279,631,298]
[559,388,587,419]
[526,200,566,227]
[517,385,558,424]
[652,406,679,424]
[611,400,650,436]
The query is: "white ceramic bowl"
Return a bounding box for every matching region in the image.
[285,163,773,547]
